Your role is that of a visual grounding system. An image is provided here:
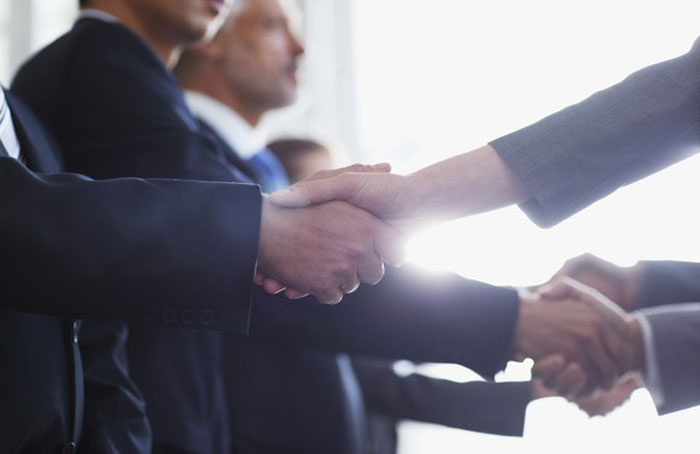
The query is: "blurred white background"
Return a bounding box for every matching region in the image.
[3,0,700,452]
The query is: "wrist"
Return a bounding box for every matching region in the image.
[405,170,435,219]
[626,315,646,374]
[512,293,539,359]
[622,262,644,311]
[257,195,275,266]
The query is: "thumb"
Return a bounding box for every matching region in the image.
[538,276,582,301]
[269,178,342,208]
[532,354,567,379]
[270,163,390,207]
[305,162,391,183]
[270,172,363,208]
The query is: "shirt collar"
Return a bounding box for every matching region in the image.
[185,91,267,159]
[0,88,21,160]
[78,8,120,23]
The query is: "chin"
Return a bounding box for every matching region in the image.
[180,18,214,43]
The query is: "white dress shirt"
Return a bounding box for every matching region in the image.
[78,8,120,23]
[185,91,267,159]
[0,89,21,160]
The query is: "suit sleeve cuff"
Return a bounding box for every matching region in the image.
[635,313,665,409]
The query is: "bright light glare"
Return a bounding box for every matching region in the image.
[353,0,700,452]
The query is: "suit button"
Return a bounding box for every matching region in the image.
[199,310,215,325]
[144,307,158,322]
[163,308,177,323]
[62,441,76,454]
[181,309,196,324]
[71,321,79,344]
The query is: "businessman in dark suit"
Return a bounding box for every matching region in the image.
[12,1,632,453]
[0,86,280,454]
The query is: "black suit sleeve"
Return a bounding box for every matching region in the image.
[249,265,520,379]
[0,157,260,334]
[353,358,531,437]
[638,260,700,309]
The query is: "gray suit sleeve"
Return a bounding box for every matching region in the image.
[639,303,700,414]
[638,261,700,308]
[490,37,700,227]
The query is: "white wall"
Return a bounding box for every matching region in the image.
[1,0,77,85]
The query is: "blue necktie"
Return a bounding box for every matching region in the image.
[247,147,290,192]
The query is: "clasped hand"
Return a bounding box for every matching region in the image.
[255,164,407,304]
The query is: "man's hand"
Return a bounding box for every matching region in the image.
[257,196,405,304]
[549,253,643,312]
[531,360,641,415]
[574,374,641,417]
[514,278,637,395]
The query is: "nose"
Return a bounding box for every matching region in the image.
[288,29,305,57]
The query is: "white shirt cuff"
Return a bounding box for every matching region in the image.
[636,313,665,409]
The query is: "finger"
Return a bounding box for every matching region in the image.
[556,253,594,278]
[305,163,392,182]
[539,277,601,302]
[269,174,360,208]
[537,277,580,300]
[262,278,286,295]
[373,223,407,267]
[314,288,343,305]
[338,255,361,294]
[512,351,527,362]
[550,363,587,398]
[598,323,632,374]
[284,288,309,299]
[532,354,566,380]
[254,271,266,286]
[358,253,385,285]
[339,273,361,295]
[583,335,619,391]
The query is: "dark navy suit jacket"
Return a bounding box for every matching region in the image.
[0,89,262,454]
[13,17,521,454]
[353,358,532,454]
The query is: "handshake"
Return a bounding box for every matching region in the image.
[254,162,648,414]
[518,255,648,414]
[255,163,412,304]
[254,145,529,303]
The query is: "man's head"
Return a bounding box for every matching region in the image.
[81,0,235,53]
[176,0,305,125]
[267,138,333,183]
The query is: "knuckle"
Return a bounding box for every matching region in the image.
[346,243,366,261]
[333,261,354,278]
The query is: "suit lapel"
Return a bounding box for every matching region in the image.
[197,118,258,183]
[4,90,63,173]
[0,137,8,158]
